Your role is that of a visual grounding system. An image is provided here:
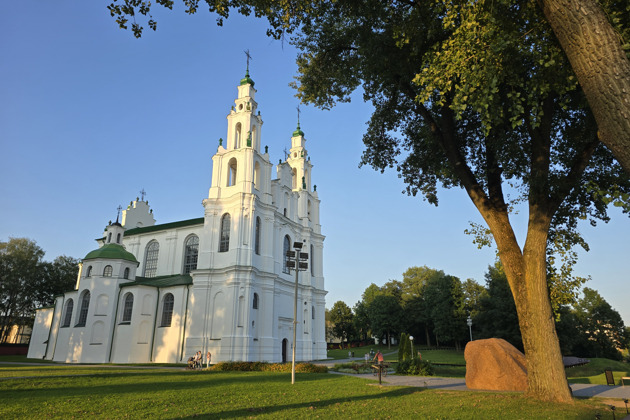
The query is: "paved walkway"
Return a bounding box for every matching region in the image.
[316,357,630,400]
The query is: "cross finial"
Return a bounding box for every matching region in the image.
[140,188,146,201]
[244,49,252,74]
[296,105,301,128]
[283,147,289,160]
[116,205,122,223]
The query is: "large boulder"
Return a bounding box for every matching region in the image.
[465,338,527,391]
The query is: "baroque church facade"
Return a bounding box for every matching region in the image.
[27,70,327,364]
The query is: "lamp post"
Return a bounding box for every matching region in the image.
[409,335,414,360]
[467,316,473,341]
[286,241,309,384]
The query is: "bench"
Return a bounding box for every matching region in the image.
[622,377,630,387]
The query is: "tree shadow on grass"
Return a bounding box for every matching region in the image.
[177,386,423,419]
[0,371,345,403]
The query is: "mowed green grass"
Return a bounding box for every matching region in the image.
[0,366,607,419]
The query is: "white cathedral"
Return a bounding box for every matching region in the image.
[27,69,327,364]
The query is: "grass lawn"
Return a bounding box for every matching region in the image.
[565,358,630,386]
[0,365,610,419]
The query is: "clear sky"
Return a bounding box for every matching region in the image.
[1,3,628,324]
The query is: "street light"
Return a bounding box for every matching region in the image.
[467,316,473,341]
[287,241,308,384]
[409,335,414,360]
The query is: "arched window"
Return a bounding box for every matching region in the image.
[116,233,121,244]
[255,217,261,255]
[283,235,291,274]
[307,200,312,220]
[228,158,238,186]
[312,305,315,320]
[86,266,92,278]
[254,161,260,190]
[107,232,112,243]
[219,214,230,252]
[183,235,199,274]
[76,291,90,327]
[252,126,258,149]
[144,241,159,278]
[61,299,73,327]
[292,168,297,189]
[121,293,134,323]
[235,122,241,149]
[103,265,113,277]
[310,244,315,276]
[161,293,174,327]
[123,267,130,279]
[253,293,259,309]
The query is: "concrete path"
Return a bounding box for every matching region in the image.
[316,357,630,400]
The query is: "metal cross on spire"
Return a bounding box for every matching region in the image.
[244,49,252,73]
[116,205,122,223]
[140,188,146,201]
[296,105,301,127]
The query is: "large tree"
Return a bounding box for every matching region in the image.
[290,2,629,403]
[538,0,630,174]
[328,300,355,348]
[0,238,78,343]
[573,287,628,359]
[106,0,630,402]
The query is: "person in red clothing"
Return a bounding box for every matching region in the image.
[373,350,384,365]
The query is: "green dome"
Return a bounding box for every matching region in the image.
[292,123,304,137]
[84,243,138,263]
[239,70,255,87]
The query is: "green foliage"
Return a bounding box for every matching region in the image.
[367,294,403,345]
[572,288,628,360]
[0,238,78,343]
[396,358,435,376]
[209,361,327,373]
[398,333,406,361]
[331,362,373,374]
[475,262,523,350]
[328,300,355,346]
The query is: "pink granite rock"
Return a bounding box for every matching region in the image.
[465,338,527,391]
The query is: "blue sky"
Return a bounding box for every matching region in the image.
[1,2,628,324]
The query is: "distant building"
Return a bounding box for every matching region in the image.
[28,69,327,363]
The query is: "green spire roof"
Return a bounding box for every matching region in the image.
[240,70,255,87]
[292,122,304,137]
[84,243,138,263]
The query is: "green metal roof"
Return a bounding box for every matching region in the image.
[239,70,255,87]
[121,274,193,289]
[84,243,139,263]
[292,123,304,137]
[124,217,204,237]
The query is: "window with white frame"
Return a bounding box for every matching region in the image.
[75,291,90,327]
[103,265,113,277]
[183,235,199,274]
[282,235,291,274]
[144,241,159,278]
[61,299,73,327]
[255,217,261,255]
[161,293,174,327]
[121,293,134,323]
[219,214,230,252]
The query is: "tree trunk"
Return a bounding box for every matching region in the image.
[494,215,573,402]
[424,325,432,347]
[538,0,630,174]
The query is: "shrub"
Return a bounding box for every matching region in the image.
[396,359,434,376]
[207,361,327,373]
[332,362,372,374]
